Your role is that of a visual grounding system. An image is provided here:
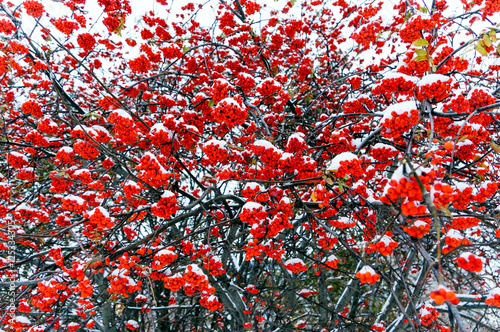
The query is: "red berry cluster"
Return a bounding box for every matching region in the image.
[434,46,469,74]
[210,78,232,104]
[108,109,137,144]
[415,76,453,102]
[383,171,436,216]
[285,133,309,153]
[152,247,178,270]
[200,295,223,311]
[370,144,399,162]
[316,233,337,251]
[0,182,10,200]
[203,256,226,276]
[404,220,431,238]
[128,54,152,73]
[23,0,45,18]
[443,95,470,114]
[256,78,282,96]
[485,288,500,307]
[267,212,293,238]
[51,17,79,36]
[399,16,435,43]
[450,217,480,230]
[237,72,255,93]
[26,130,49,147]
[239,202,267,226]
[283,258,307,273]
[211,96,247,128]
[62,195,88,214]
[137,152,170,188]
[21,100,43,118]
[151,191,179,219]
[419,304,439,326]
[73,169,92,183]
[8,152,29,169]
[251,140,283,168]
[451,186,473,209]
[32,280,70,312]
[371,323,386,332]
[482,0,500,17]
[329,217,356,229]
[444,229,471,252]
[149,123,172,147]
[430,286,459,305]
[107,269,142,298]
[366,234,398,256]
[14,203,49,223]
[468,88,497,110]
[342,97,375,114]
[356,265,380,284]
[455,140,476,161]
[183,264,214,296]
[164,273,185,292]
[159,43,183,60]
[397,52,430,77]
[73,139,99,160]
[16,168,36,181]
[125,321,139,331]
[38,116,59,135]
[247,222,267,240]
[323,254,339,270]
[326,152,363,184]
[49,172,74,193]
[454,252,483,272]
[203,139,229,165]
[48,247,64,267]
[243,239,264,261]
[351,22,382,50]
[77,33,96,53]
[327,131,353,154]
[432,182,454,209]
[380,109,419,140]
[75,278,93,298]
[371,75,416,99]
[241,182,269,203]
[55,147,75,165]
[84,207,114,230]
[475,182,498,203]
[123,180,142,199]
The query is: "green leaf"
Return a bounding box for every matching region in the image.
[475,43,488,56]
[113,15,125,36]
[182,45,191,54]
[443,206,452,218]
[414,55,428,62]
[82,111,101,119]
[414,49,427,56]
[497,43,500,55]
[483,34,492,47]
[291,0,297,6]
[489,30,498,42]
[412,39,429,47]
[338,180,343,193]
[419,6,428,13]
